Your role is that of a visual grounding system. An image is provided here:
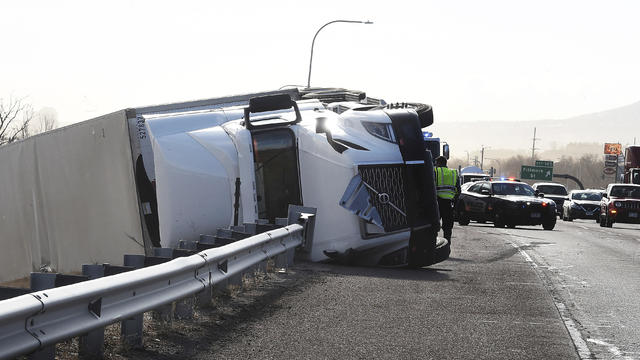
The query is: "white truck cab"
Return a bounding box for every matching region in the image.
[138,88,449,267]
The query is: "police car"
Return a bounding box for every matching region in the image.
[456,179,557,230]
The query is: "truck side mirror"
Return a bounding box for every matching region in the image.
[443,143,450,160]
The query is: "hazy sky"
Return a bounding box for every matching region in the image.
[2,0,639,126]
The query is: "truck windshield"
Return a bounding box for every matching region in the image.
[492,183,535,196]
[610,186,640,199]
[536,185,567,195]
[571,192,602,201]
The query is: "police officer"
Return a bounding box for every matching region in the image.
[434,156,460,242]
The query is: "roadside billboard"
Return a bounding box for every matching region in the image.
[604,143,622,155]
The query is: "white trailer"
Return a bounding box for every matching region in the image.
[0,88,449,283]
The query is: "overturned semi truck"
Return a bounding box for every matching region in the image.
[0,88,448,283]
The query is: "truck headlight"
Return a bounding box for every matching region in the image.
[362,121,396,143]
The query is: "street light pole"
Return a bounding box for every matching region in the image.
[307,19,373,88]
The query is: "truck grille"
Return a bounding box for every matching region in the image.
[619,201,640,210]
[358,164,408,232]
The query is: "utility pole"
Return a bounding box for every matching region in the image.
[531,127,540,164]
[474,156,479,167]
[480,145,489,171]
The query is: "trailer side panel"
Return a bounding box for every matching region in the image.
[0,110,145,282]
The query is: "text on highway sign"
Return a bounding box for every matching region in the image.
[521,165,553,181]
[535,160,554,168]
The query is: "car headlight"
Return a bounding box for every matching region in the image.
[361,121,396,143]
[614,201,622,207]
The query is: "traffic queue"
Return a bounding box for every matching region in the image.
[454,177,640,229]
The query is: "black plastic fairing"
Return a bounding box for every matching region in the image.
[385,109,426,162]
[385,109,440,229]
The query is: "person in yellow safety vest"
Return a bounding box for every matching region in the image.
[434,156,461,242]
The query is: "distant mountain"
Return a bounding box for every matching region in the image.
[432,100,640,159]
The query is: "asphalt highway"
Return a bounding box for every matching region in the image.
[500,218,640,359]
[122,219,640,359]
[190,225,584,359]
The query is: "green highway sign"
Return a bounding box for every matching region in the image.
[521,165,553,181]
[535,160,554,168]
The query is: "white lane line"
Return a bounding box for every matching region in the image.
[508,241,537,268]
[587,338,633,359]
[507,240,592,359]
[579,226,589,230]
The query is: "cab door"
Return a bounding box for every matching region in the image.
[464,182,484,220]
[477,182,494,221]
[251,127,302,222]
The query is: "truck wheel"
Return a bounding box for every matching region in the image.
[458,211,470,226]
[507,222,516,229]
[606,218,613,228]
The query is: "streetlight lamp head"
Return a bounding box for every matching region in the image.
[307,19,375,88]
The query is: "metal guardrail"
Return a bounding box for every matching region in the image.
[0,212,315,360]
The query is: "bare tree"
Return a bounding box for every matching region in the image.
[0,97,34,146]
[32,107,58,135]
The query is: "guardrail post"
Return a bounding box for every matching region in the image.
[28,273,57,360]
[229,272,243,287]
[78,264,106,359]
[28,273,88,360]
[121,255,145,348]
[78,264,132,359]
[170,250,195,320]
[151,249,174,323]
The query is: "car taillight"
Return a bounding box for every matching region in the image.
[542,202,548,207]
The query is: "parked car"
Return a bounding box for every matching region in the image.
[456,180,557,230]
[532,182,569,216]
[599,184,640,227]
[562,190,603,221]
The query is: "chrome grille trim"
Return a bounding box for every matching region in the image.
[358,164,408,232]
